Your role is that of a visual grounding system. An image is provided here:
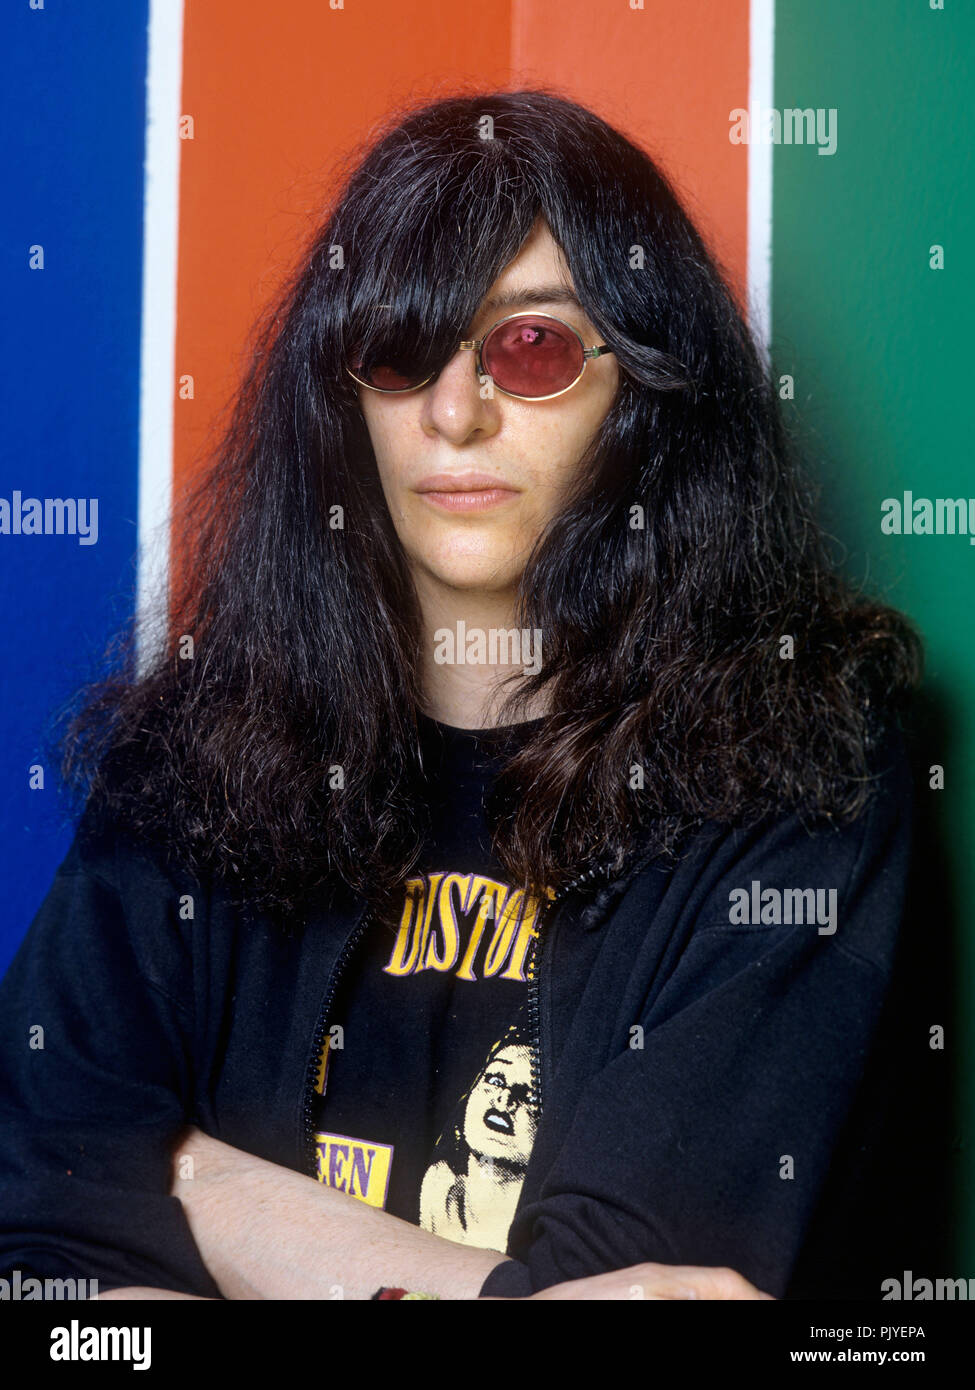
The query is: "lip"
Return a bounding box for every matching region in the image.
[483,1108,514,1135]
[415,472,520,513]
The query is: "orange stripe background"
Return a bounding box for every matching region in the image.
[174,0,750,498]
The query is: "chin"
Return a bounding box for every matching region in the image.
[425,560,520,593]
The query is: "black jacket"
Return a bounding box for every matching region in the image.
[0,724,913,1299]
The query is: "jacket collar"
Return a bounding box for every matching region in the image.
[568,839,666,931]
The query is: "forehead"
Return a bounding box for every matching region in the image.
[487,1049,530,1075]
[475,221,582,320]
[489,220,570,288]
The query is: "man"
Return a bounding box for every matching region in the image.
[0,90,920,1301]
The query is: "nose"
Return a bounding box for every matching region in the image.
[420,345,500,445]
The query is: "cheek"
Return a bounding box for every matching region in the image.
[523,408,600,496]
[363,418,415,512]
[359,399,406,470]
[363,415,394,476]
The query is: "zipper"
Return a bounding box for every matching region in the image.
[300,904,375,1177]
[527,859,615,1127]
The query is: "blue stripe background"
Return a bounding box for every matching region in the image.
[0,1,150,972]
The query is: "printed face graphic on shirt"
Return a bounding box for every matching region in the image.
[464,1045,535,1166]
[418,1025,538,1249]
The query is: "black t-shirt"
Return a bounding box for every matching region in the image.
[309,712,549,1253]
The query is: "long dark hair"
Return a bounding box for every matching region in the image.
[59,87,923,929]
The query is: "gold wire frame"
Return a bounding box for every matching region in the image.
[345,310,613,401]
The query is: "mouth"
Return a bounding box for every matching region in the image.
[415,473,520,513]
[483,1108,514,1136]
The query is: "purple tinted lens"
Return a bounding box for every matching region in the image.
[348,347,424,391]
[363,364,422,390]
[481,316,583,396]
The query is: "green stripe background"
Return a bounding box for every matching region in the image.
[772,0,975,1271]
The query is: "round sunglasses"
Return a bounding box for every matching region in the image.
[346,311,614,401]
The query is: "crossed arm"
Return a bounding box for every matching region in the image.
[95,1127,772,1301]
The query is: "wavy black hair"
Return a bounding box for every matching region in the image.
[59,87,923,930]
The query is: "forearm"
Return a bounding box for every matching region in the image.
[169,1131,772,1303]
[95,1287,214,1300]
[172,1130,511,1301]
[206,1184,509,1301]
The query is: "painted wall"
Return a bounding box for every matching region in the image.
[1,0,148,972]
[772,0,973,1268]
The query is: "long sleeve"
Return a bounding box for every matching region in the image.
[480,727,913,1299]
[0,813,221,1297]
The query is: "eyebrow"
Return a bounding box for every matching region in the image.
[479,285,584,314]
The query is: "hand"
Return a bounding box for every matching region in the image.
[522,1263,775,1300]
